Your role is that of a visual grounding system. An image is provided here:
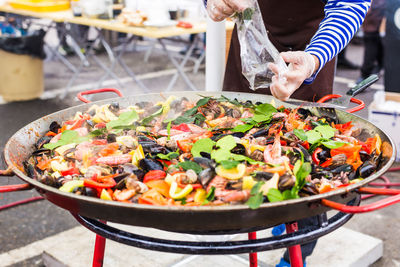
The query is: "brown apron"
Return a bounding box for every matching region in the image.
[223,0,336,102]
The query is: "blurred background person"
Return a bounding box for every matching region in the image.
[358,0,385,82]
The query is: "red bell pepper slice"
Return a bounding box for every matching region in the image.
[70,118,86,130]
[334,121,353,133]
[177,21,193,28]
[312,147,323,165]
[320,158,333,168]
[92,139,108,146]
[143,170,167,183]
[177,139,193,153]
[60,167,80,176]
[84,178,116,189]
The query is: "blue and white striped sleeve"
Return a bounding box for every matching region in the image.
[304,0,371,84]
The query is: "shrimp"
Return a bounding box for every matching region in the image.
[264,135,289,165]
[95,154,132,165]
[220,190,250,203]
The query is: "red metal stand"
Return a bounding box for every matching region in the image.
[93,228,107,267]
[248,232,258,267]
[285,222,304,267]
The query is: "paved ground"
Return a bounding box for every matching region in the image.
[1,36,399,267]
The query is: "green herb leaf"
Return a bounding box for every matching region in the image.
[252,114,271,123]
[191,138,215,158]
[267,188,284,202]
[305,130,322,144]
[173,115,195,124]
[294,129,307,141]
[220,160,240,169]
[157,152,179,160]
[255,103,277,115]
[44,130,89,150]
[231,124,254,133]
[89,129,106,137]
[167,121,172,141]
[142,107,163,125]
[215,135,237,151]
[314,125,335,140]
[216,95,241,106]
[230,154,263,165]
[106,109,138,130]
[178,161,202,174]
[282,189,299,200]
[211,148,231,162]
[246,181,265,209]
[111,125,136,130]
[294,161,311,189]
[321,140,346,149]
[203,186,216,204]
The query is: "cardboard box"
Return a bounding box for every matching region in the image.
[368,92,400,161]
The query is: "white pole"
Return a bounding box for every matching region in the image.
[205,17,226,92]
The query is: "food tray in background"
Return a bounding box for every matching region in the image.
[9,0,70,12]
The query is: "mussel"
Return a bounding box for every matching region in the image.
[231,143,246,155]
[330,164,353,174]
[254,172,274,181]
[278,174,295,191]
[193,157,214,169]
[49,121,61,133]
[73,186,97,197]
[140,142,169,154]
[358,161,377,178]
[139,158,163,172]
[35,136,52,149]
[107,133,117,143]
[299,183,319,197]
[297,108,313,118]
[198,168,215,186]
[252,127,270,138]
[109,102,120,113]
[32,148,52,156]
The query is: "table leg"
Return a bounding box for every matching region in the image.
[285,222,303,267]
[158,37,198,91]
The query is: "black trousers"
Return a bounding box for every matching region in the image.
[361,32,384,78]
[283,216,319,263]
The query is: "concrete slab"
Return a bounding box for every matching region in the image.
[0,222,382,267]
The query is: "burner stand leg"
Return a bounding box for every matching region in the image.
[285,222,303,267]
[92,219,107,267]
[248,232,257,267]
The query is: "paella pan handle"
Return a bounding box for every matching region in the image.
[321,187,400,213]
[0,167,32,193]
[77,88,123,103]
[317,94,365,113]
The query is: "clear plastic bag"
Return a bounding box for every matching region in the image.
[234,0,288,90]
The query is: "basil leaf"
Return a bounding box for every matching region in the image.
[267,188,284,203]
[215,135,237,151]
[203,186,216,204]
[295,161,311,189]
[231,124,254,133]
[314,125,335,140]
[173,115,195,124]
[255,103,277,115]
[211,148,231,163]
[246,181,265,209]
[220,160,240,169]
[191,138,215,158]
[106,109,138,130]
[178,161,202,174]
[157,152,179,160]
[89,129,106,137]
[252,114,271,123]
[321,140,346,149]
[142,107,163,125]
[282,189,298,200]
[294,129,307,141]
[44,130,89,150]
[305,130,322,144]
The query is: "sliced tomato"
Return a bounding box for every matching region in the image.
[334,121,353,133]
[301,141,310,149]
[143,170,167,183]
[60,167,80,176]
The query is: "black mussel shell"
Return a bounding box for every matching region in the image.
[49,121,61,133]
[138,135,156,143]
[139,158,163,172]
[231,132,245,138]
[114,173,130,183]
[198,168,215,186]
[254,172,274,181]
[311,170,333,180]
[115,177,127,190]
[318,150,330,162]
[107,134,117,143]
[358,161,377,178]
[200,152,211,159]
[359,150,371,162]
[330,164,353,174]
[193,157,215,169]
[86,120,95,128]
[141,142,168,154]
[109,102,120,113]
[39,175,57,187]
[73,186,97,197]
[231,143,246,155]
[299,183,319,197]
[297,145,311,162]
[32,148,51,156]
[278,174,295,191]
[23,160,37,179]
[252,127,270,138]
[35,136,52,149]
[118,163,139,173]
[133,169,145,181]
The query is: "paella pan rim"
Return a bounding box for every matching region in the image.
[4,91,397,213]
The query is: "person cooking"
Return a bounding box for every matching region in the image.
[207,0,371,102]
[206,0,371,266]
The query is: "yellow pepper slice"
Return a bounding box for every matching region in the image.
[169,181,193,199]
[242,176,256,190]
[194,188,207,203]
[100,188,113,200]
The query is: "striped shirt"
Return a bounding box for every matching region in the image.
[304,0,371,83]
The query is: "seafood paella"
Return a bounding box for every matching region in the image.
[24,95,384,209]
